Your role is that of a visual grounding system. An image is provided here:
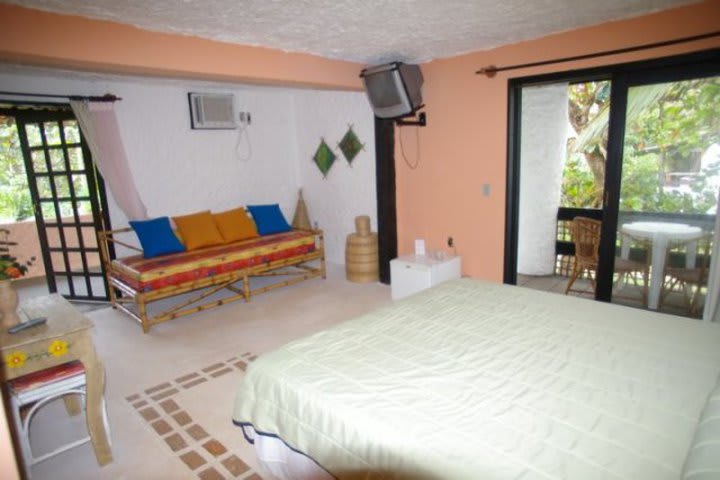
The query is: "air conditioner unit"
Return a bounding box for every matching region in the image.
[188,92,237,129]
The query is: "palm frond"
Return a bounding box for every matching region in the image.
[572,83,670,153]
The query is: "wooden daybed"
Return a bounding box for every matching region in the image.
[98,228,325,333]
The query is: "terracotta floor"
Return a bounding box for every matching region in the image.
[516,272,700,319]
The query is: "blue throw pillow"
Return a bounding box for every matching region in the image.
[247,204,292,235]
[129,216,186,258]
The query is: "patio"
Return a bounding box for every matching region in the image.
[518,261,708,319]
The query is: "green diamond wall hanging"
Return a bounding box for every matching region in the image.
[313,138,336,178]
[338,126,364,165]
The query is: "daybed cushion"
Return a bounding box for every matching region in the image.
[247,204,292,235]
[172,210,224,250]
[111,230,316,292]
[213,207,259,243]
[129,217,186,258]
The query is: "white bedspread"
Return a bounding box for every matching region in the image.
[233,279,720,479]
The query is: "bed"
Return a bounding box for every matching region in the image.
[232,278,720,479]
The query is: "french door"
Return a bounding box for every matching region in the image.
[506,49,720,318]
[6,106,112,301]
[597,60,720,317]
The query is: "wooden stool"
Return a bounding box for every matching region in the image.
[8,361,110,477]
[346,216,379,283]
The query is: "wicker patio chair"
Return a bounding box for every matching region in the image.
[565,217,649,301]
[565,217,602,295]
[660,233,713,316]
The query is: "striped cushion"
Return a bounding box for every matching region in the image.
[10,361,85,393]
[683,382,720,479]
[112,230,316,292]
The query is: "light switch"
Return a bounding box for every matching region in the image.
[482,183,491,196]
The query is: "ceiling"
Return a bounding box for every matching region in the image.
[3,0,699,65]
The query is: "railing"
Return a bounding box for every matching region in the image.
[0,215,100,279]
[555,207,715,276]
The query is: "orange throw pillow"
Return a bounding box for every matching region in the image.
[172,210,224,250]
[213,207,259,243]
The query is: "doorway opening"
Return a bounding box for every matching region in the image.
[506,49,720,320]
[0,104,112,303]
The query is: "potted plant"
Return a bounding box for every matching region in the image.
[0,228,35,328]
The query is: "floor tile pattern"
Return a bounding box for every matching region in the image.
[126,352,260,479]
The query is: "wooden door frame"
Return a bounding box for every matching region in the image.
[0,104,113,301]
[375,117,397,284]
[505,48,720,301]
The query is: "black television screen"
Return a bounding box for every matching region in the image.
[360,62,423,119]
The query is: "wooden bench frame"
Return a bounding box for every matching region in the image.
[98,228,326,333]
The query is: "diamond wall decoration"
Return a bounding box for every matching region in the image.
[313,139,336,178]
[338,126,364,165]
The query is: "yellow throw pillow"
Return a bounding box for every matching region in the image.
[213,207,259,243]
[172,210,224,250]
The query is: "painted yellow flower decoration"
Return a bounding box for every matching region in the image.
[48,339,69,357]
[5,351,27,368]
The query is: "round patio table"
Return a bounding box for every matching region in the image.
[620,221,704,310]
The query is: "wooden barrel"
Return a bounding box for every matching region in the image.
[346,232,379,283]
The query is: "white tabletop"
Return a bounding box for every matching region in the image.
[620,221,705,310]
[621,221,703,240]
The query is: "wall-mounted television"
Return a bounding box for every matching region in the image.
[360,62,423,119]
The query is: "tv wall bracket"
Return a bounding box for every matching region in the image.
[395,111,426,127]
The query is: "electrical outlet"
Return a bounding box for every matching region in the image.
[447,236,454,248]
[238,111,251,125]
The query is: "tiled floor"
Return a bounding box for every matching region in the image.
[126,352,262,479]
[516,273,698,318]
[14,275,108,314]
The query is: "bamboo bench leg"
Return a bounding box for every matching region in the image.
[138,299,150,333]
[318,232,327,279]
[243,275,250,302]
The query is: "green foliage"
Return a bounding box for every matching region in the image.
[1,117,91,222]
[0,117,33,221]
[562,77,720,214]
[560,154,600,208]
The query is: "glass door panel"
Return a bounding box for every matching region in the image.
[8,108,113,302]
[610,77,719,318]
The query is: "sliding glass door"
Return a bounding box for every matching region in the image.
[507,49,720,320]
[600,72,720,318]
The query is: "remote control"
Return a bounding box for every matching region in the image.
[7,317,47,334]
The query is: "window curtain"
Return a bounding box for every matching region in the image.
[703,186,720,323]
[70,100,148,221]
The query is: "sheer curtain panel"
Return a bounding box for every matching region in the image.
[70,100,148,221]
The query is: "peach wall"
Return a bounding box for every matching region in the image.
[0,4,364,91]
[400,0,720,280]
[1,1,719,283]
[0,398,20,480]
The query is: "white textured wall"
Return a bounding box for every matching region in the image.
[113,83,300,219]
[517,83,569,275]
[292,90,376,264]
[0,68,375,265]
[0,70,299,223]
